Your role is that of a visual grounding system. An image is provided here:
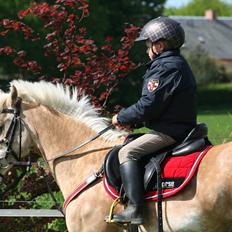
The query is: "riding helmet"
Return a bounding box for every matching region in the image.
[135,16,185,49]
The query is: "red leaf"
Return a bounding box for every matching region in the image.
[17,50,26,57]
[18,9,30,19]
[0,46,15,55]
[46,31,58,41]
[119,65,127,72]
[2,19,10,26]
[79,45,89,53]
[72,58,81,65]
[43,43,53,49]
[67,13,76,23]
[105,36,113,43]
[13,57,25,66]
[0,30,9,36]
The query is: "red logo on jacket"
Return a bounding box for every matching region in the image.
[147,79,159,92]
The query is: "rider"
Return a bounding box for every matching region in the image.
[111,16,197,225]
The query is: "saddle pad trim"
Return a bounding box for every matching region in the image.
[103,145,213,201]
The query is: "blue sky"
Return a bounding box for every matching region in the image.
[165,0,191,8]
[165,0,232,8]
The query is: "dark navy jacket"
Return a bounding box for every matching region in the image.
[117,50,197,142]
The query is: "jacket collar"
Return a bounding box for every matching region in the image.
[146,49,180,67]
[155,49,180,59]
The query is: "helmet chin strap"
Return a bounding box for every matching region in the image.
[151,44,160,59]
[151,41,165,58]
[151,47,158,56]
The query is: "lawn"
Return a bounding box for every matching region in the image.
[198,113,232,144]
[198,83,232,144]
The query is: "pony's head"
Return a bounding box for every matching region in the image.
[0,85,33,168]
[0,80,127,169]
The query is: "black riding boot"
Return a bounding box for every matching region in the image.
[112,160,144,225]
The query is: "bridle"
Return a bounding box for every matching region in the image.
[0,98,23,166]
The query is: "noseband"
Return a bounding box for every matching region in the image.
[0,98,22,163]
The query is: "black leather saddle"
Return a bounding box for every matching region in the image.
[104,123,210,192]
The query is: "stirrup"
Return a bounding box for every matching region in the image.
[104,198,130,229]
[105,197,121,223]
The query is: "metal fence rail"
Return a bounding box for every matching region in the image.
[0,209,64,217]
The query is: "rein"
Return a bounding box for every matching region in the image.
[46,124,114,164]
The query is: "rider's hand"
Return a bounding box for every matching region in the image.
[112,114,120,126]
[112,114,133,131]
[112,114,125,130]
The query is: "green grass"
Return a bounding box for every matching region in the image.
[198,113,232,144]
[198,83,232,144]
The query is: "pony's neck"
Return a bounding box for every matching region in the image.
[23,104,123,197]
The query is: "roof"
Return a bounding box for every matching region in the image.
[170,16,232,60]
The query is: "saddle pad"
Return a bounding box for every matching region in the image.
[103,145,213,202]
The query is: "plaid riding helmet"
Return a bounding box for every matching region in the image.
[135,16,185,49]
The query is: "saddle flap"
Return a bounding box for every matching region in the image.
[144,153,167,190]
[104,146,122,191]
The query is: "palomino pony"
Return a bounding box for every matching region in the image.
[0,80,232,232]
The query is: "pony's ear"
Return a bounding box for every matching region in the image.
[10,85,18,106]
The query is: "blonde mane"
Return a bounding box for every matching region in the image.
[10,80,127,141]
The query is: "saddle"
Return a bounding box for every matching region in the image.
[104,123,211,194]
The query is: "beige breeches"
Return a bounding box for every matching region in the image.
[118,131,176,164]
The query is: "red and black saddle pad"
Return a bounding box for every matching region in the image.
[103,145,213,202]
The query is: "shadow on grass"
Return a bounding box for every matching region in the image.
[198,83,232,114]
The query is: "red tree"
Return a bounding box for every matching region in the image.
[0,0,139,109]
